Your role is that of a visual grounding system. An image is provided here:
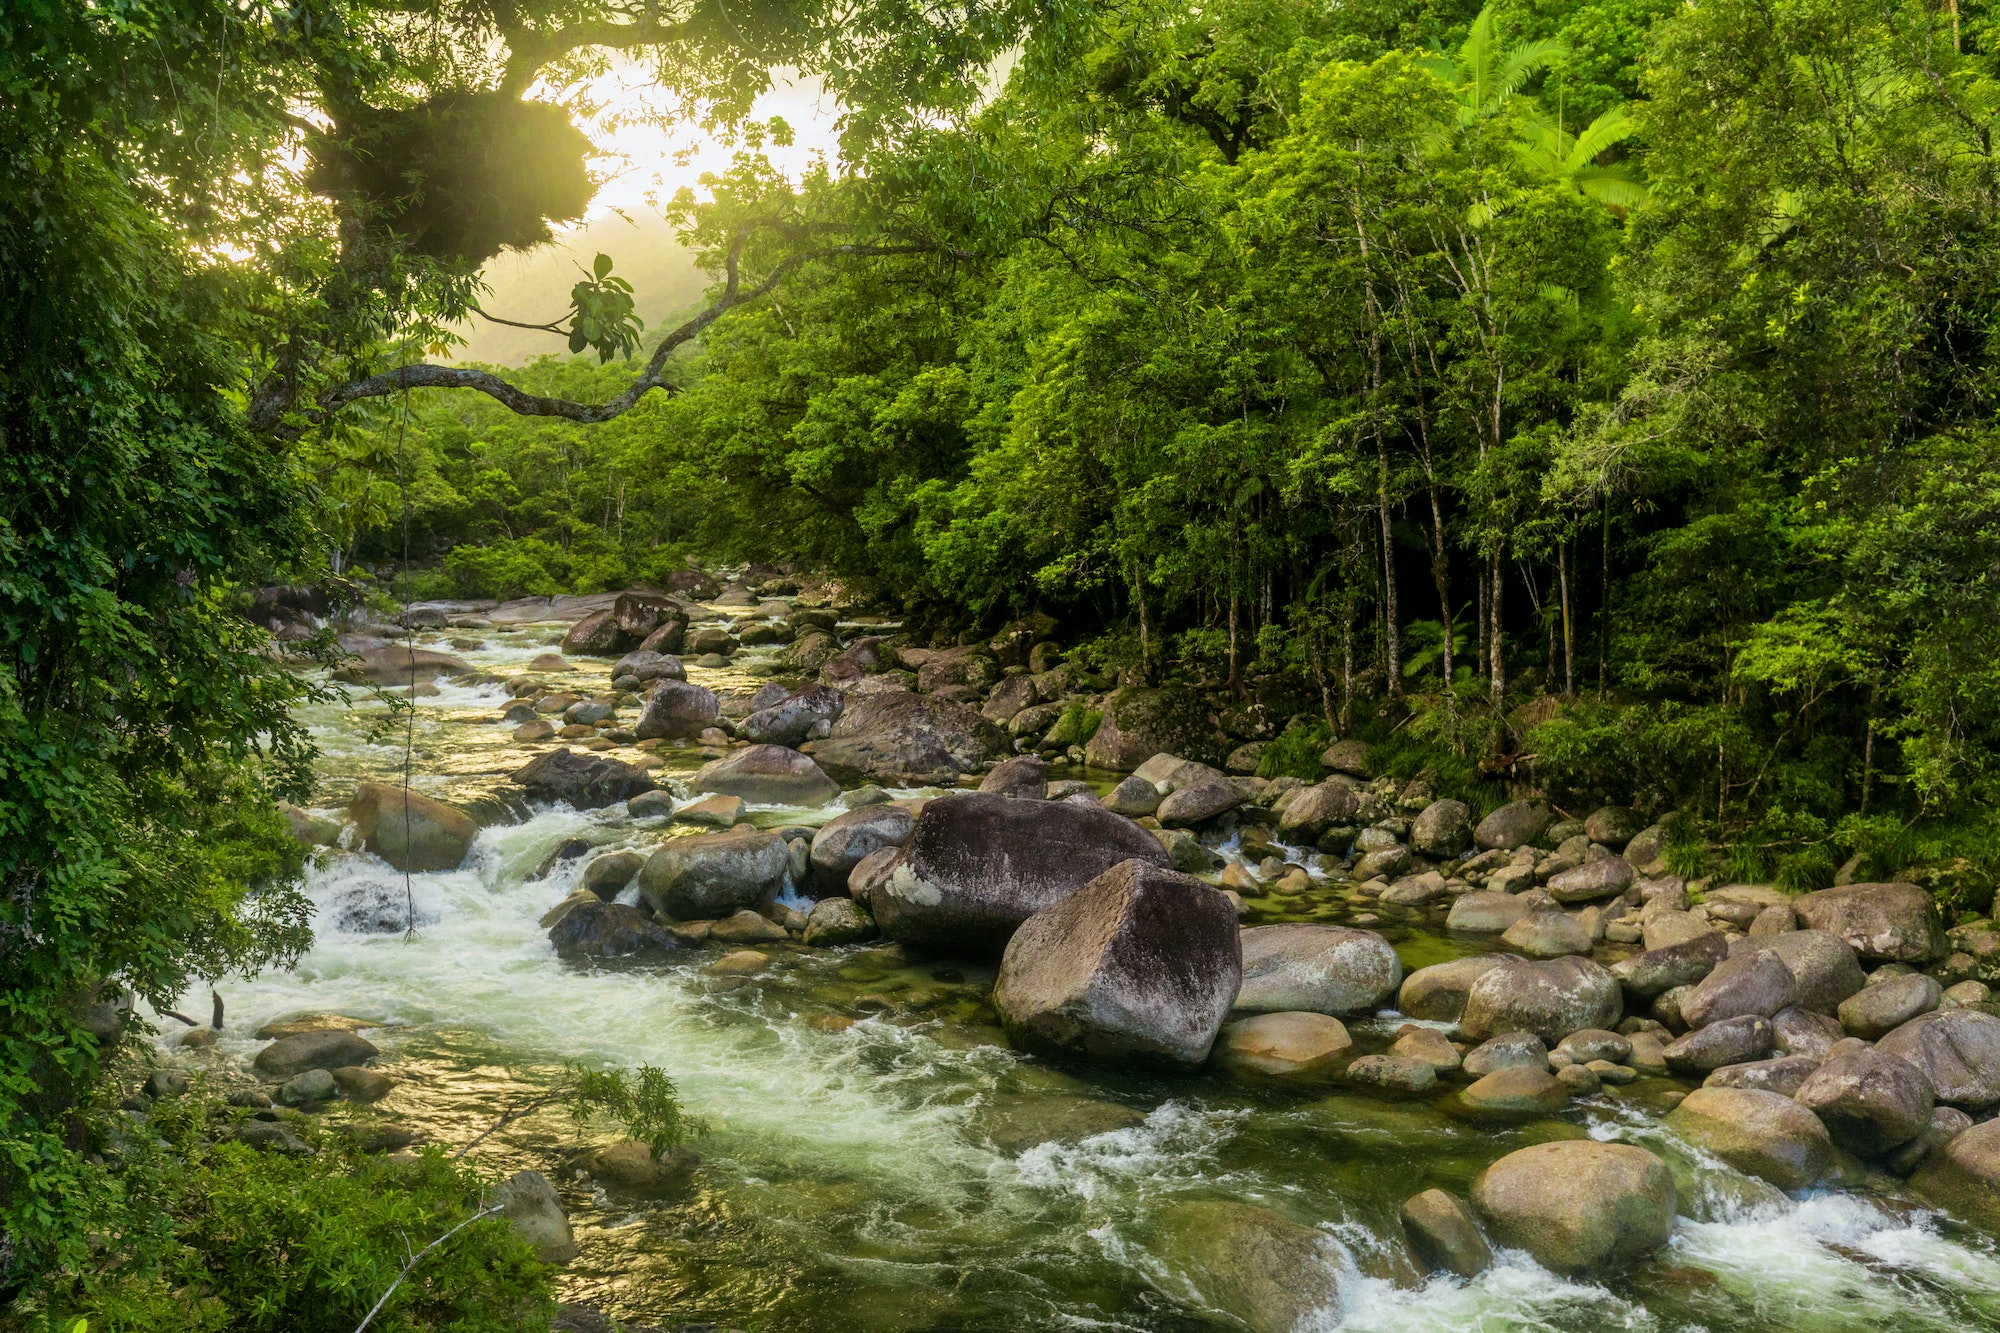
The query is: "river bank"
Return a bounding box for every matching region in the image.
[143,577,2000,1332]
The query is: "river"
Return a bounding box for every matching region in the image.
[152,610,2000,1332]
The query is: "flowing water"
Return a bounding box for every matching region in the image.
[150,615,2000,1332]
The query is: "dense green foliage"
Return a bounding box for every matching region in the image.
[355,0,2000,899]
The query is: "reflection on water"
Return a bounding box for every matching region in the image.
[152,621,2000,1332]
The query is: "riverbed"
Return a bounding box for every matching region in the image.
[153,612,2000,1332]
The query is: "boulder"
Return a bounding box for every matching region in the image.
[1474,801,1554,851]
[1667,1086,1835,1190]
[1644,910,1712,950]
[559,609,622,656]
[1410,799,1472,858]
[345,782,476,873]
[1102,774,1162,818]
[577,1142,699,1200]
[1471,1142,1675,1274]
[1459,957,1623,1044]
[1874,1009,2000,1110]
[803,896,878,946]
[1758,930,1866,1014]
[1502,911,1593,958]
[1346,1053,1438,1094]
[639,827,789,920]
[1792,882,1947,963]
[1273,779,1360,842]
[1320,738,1372,776]
[868,792,1169,954]
[255,1030,380,1080]
[1838,972,1941,1040]
[634,680,721,740]
[1682,949,1798,1029]
[548,900,681,958]
[820,635,894,687]
[1771,1006,1846,1061]
[1208,1008,1352,1080]
[510,749,657,809]
[740,684,845,746]
[811,692,1005,786]
[538,887,598,930]
[1795,1046,1937,1154]
[1545,857,1635,903]
[333,646,471,687]
[1156,773,1246,827]
[808,804,915,890]
[1555,1028,1631,1063]
[1909,1117,2000,1230]
[1704,1056,1820,1098]
[913,645,999,694]
[1157,1201,1344,1333]
[1460,1065,1568,1115]
[993,859,1241,1067]
[980,673,1039,724]
[1462,1032,1550,1079]
[710,909,787,943]
[1391,1025,1464,1074]
[1583,806,1644,849]
[674,793,742,827]
[1083,687,1221,771]
[495,1170,578,1264]
[978,754,1049,800]
[1448,891,1532,934]
[332,1066,394,1102]
[1400,1190,1492,1280]
[1611,932,1729,999]
[1397,956,1511,1022]
[609,649,685,685]
[1663,1015,1773,1074]
[1234,924,1401,1016]
[692,744,839,807]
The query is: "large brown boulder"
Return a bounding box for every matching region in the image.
[639,827,789,920]
[1795,1046,1937,1154]
[510,748,657,809]
[345,782,476,872]
[868,791,1169,953]
[1397,956,1511,1022]
[810,692,1004,786]
[993,859,1240,1067]
[1610,931,1729,999]
[1082,687,1222,771]
[691,744,839,807]
[548,900,682,958]
[634,680,720,740]
[1875,1009,2000,1110]
[1665,1086,1835,1190]
[1235,924,1402,1016]
[1410,799,1472,858]
[1459,957,1623,1044]
[560,609,622,656]
[255,1029,379,1079]
[1471,1142,1676,1274]
[1792,882,1947,962]
[808,803,916,891]
[1758,929,1866,1013]
[1274,780,1360,841]
[1909,1116,2000,1229]
[740,684,845,746]
[1681,948,1797,1029]
[1545,857,1635,903]
[1474,800,1554,851]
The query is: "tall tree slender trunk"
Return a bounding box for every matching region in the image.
[1476,569,1488,676]
[1598,493,1611,697]
[1488,549,1505,704]
[1378,441,1401,697]
[1427,482,1452,687]
[1558,537,1575,698]
[1341,597,1356,736]
[1131,555,1155,685]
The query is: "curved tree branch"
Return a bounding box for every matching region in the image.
[314,243,956,425]
[500,13,702,97]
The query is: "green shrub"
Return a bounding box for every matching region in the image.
[1258,721,1330,779]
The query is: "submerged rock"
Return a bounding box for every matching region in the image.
[1471,1142,1676,1274]
[993,859,1240,1067]
[1156,1200,1344,1333]
[577,1142,699,1199]
[869,791,1168,954]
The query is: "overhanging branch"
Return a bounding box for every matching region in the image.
[314,242,956,425]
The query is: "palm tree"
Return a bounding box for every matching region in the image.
[1517,104,1650,211]
[1417,3,1568,124]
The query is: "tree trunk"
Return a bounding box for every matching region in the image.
[1488,548,1505,705]
[1598,493,1611,697]
[1378,437,1401,697]
[1131,556,1155,685]
[1427,482,1452,686]
[1341,598,1356,736]
[1227,584,1241,694]
[1558,537,1575,698]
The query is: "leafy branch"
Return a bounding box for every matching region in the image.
[453,1061,698,1162]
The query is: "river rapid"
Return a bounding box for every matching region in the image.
[149,607,2000,1333]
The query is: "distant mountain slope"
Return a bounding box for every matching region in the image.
[452,210,709,366]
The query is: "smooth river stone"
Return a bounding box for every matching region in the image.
[1235,924,1402,1016]
[1471,1142,1676,1274]
[1213,1012,1353,1080]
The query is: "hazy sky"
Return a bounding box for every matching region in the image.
[454,64,847,362]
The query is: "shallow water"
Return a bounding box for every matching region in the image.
[155,617,2000,1332]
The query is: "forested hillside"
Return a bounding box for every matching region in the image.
[344,0,2000,899]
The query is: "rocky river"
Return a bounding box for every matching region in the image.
[145,580,2000,1332]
